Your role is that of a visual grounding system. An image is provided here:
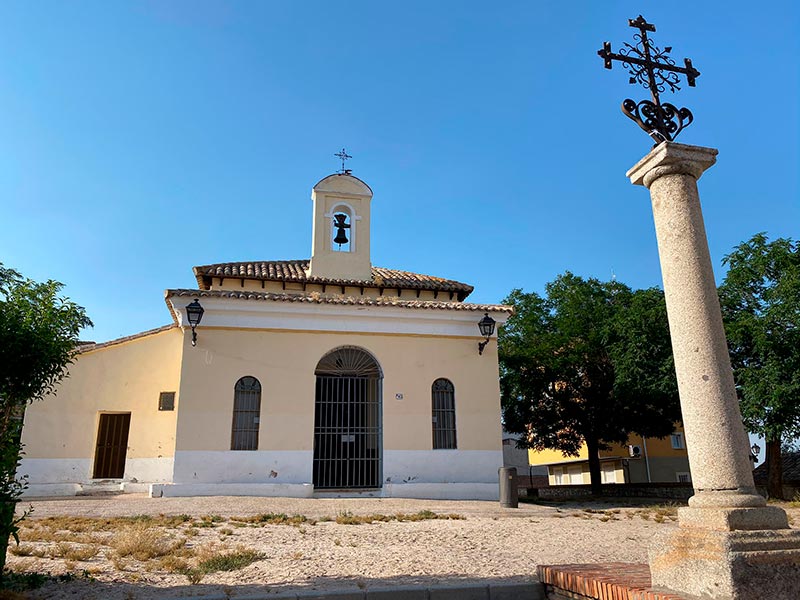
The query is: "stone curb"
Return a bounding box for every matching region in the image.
[188,581,544,600]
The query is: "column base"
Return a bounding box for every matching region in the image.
[678,505,789,531]
[649,526,800,599]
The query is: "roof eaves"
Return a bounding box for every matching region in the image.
[79,324,177,354]
[164,288,512,313]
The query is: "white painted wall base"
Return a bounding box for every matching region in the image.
[125,458,175,483]
[121,482,151,493]
[19,451,503,500]
[151,483,314,498]
[20,458,92,484]
[383,450,503,484]
[18,457,175,497]
[383,482,499,501]
[23,483,82,497]
[149,482,497,500]
[312,483,499,501]
[172,450,313,483]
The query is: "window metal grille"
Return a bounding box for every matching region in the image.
[158,391,175,411]
[432,378,457,450]
[231,376,261,451]
[313,347,382,489]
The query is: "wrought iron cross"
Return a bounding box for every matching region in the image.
[334,148,352,173]
[598,15,700,143]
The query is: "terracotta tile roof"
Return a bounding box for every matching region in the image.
[192,260,474,300]
[165,288,511,323]
[753,451,800,484]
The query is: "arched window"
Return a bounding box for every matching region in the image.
[432,378,456,450]
[232,376,261,451]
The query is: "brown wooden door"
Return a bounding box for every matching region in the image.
[93,413,131,479]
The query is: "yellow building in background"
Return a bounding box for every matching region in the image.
[19,171,512,500]
[529,426,691,486]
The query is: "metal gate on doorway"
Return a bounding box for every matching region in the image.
[313,347,382,489]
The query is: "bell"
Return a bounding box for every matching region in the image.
[334,228,349,246]
[333,213,350,246]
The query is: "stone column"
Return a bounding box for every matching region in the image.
[627,142,800,599]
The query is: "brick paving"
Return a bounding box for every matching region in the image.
[537,563,687,600]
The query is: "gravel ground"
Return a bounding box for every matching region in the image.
[7,494,796,600]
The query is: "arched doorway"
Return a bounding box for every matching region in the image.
[313,346,382,489]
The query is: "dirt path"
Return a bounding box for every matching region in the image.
[6,495,796,600]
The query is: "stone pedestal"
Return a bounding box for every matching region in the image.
[627,142,800,599]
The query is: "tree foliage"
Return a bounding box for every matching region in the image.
[0,264,91,580]
[499,272,680,494]
[718,233,800,499]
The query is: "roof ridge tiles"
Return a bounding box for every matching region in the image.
[192,259,474,298]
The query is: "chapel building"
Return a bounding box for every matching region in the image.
[20,171,511,500]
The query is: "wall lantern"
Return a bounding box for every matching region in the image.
[477,313,496,355]
[185,299,204,347]
[750,443,761,463]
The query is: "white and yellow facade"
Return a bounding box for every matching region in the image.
[529,427,691,486]
[19,172,512,500]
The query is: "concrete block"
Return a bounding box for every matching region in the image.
[295,590,365,600]
[677,505,789,531]
[367,587,429,600]
[428,583,488,600]
[489,582,545,600]
[235,592,299,600]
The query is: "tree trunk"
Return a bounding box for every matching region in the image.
[766,437,784,500]
[0,407,25,581]
[0,500,13,583]
[586,436,602,496]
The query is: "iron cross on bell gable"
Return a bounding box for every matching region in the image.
[598,15,701,144]
[334,147,352,174]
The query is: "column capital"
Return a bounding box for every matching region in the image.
[627,141,718,189]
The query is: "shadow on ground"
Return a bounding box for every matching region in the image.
[23,573,537,600]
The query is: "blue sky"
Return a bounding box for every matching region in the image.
[1,1,798,344]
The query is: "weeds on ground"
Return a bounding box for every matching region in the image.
[177,545,266,584]
[154,555,190,574]
[8,507,465,585]
[334,510,464,525]
[229,513,313,527]
[0,570,93,595]
[49,542,100,561]
[111,524,188,561]
[9,544,46,559]
[192,515,224,528]
[197,546,264,572]
[628,503,680,523]
[566,508,623,522]
[23,514,189,534]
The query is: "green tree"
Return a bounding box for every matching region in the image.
[0,264,91,581]
[500,273,680,495]
[718,233,800,500]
